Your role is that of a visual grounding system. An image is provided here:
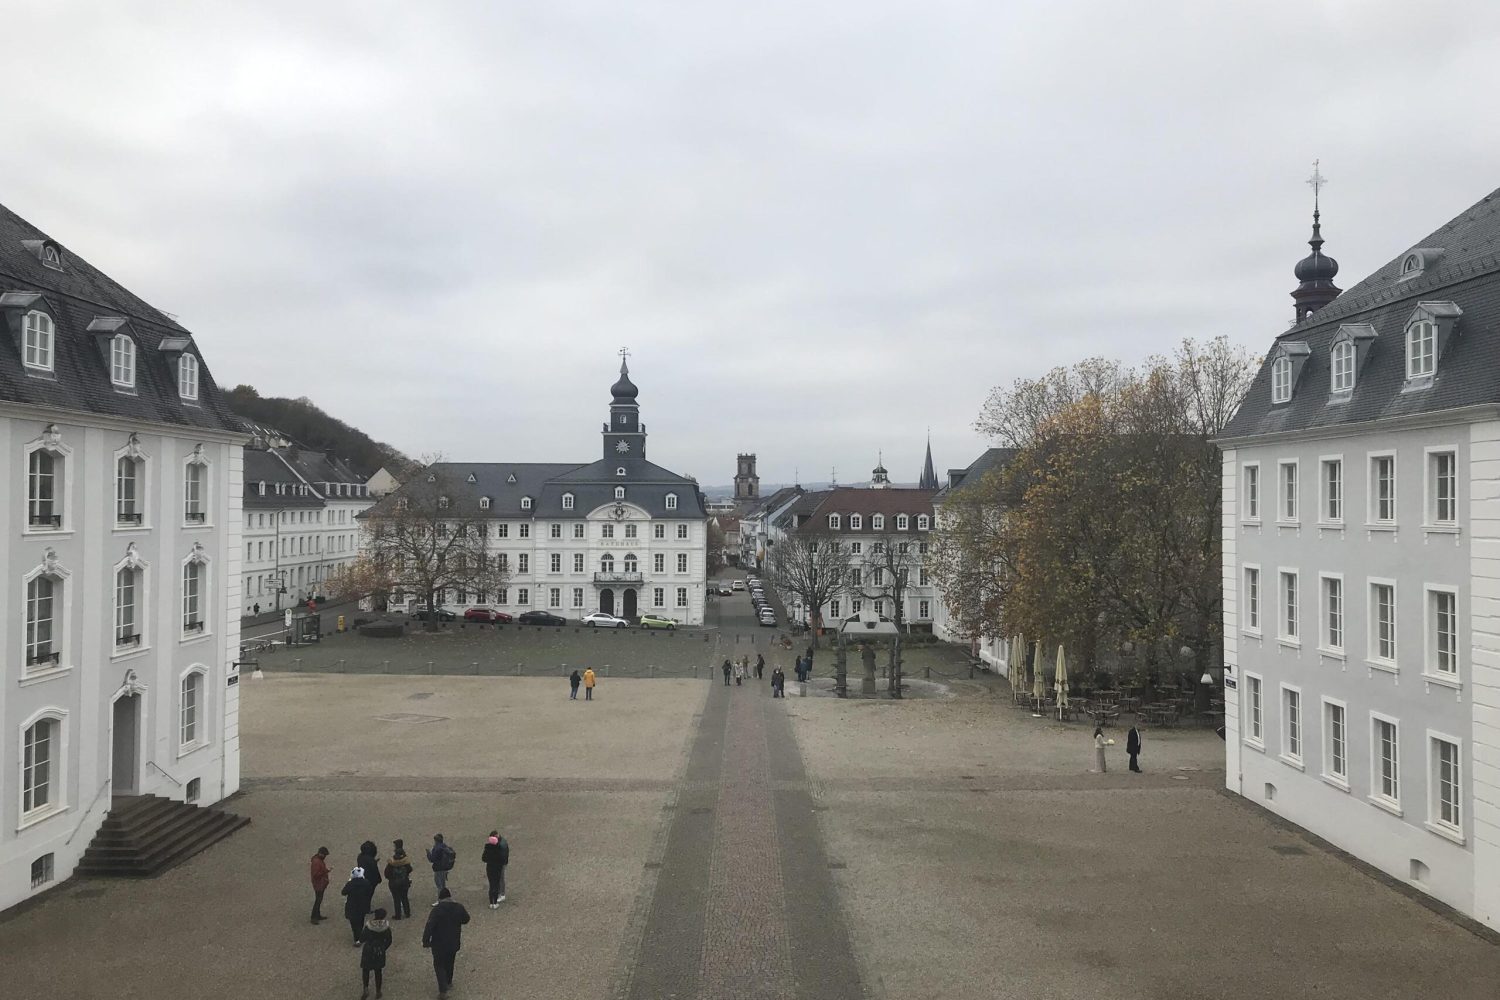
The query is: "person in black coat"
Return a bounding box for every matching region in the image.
[755,653,764,679]
[422,888,471,998]
[358,907,392,999]
[357,840,383,893]
[569,669,582,700]
[341,867,376,946]
[1126,724,1144,773]
[482,830,510,907]
[721,659,732,686]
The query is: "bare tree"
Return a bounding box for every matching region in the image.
[765,527,848,647]
[856,532,921,631]
[707,519,728,577]
[357,462,510,628]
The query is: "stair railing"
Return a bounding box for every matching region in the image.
[146,761,183,788]
[66,777,112,846]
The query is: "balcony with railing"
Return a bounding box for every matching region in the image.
[593,571,644,584]
[117,511,144,526]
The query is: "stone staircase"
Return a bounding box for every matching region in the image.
[76,795,250,878]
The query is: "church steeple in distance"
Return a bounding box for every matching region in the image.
[604,348,646,460]
[1291,160,1341,322]
[918,434,938,490]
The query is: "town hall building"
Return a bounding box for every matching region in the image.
[370,359,710,624]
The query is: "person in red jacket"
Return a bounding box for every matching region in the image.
[310,846,331,924]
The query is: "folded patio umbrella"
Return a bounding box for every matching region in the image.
[1055,644,1070,719]
[1032,640,1045,702]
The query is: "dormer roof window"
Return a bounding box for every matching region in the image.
[521,496,533,510]
[1398,247,1443,283]
[177,353,200,400]
[616,467,627,477]
[479,496,491,510]
[22,309,55,373]
[1269,341,1311,405]
[20,240,64,270]
[1404,301,1462,382]
[562,492,575,510]
[110,334,137,388]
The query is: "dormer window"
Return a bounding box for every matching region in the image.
[396,498,409,511]
[110,334,137,387]
[479,496,491,510]
[615,486,626,500]
[1402,254,1421,277]
[258,481,265,496]
[1398,248,1442,283]
[850,514,863,530]
[438,495,450,509]
[178,354,200,400]
[872,514,884,530]
[665,492,678,510]
[1271,357,1292,403]
[41,244,61,269]
[23,310,54,371]
[917,514,930,530]
[1407,321,1435,378]
[562,492,575,510]
[1330,340,1354,392]
[616,467,627,477]
[828,513,841,530]
[521,496,533,510]
[897,513,909,530]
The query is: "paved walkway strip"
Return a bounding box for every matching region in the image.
[622,666,865,999]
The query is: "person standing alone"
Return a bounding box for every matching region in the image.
[755,653,764,680]
[1126,723,1144,773]
[721,659,732,686]
[583,666,597,700]
[427,833,456,896]
[482,830,510,907]
[384,840,413,919]
[423,888,471,999]
[569,669,581,700]
[309,846,331,924]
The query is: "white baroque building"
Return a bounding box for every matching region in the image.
[371,360,710,624]
[931,447,1017,676]
[0,205,243,910]
[241,444,372,612]
[1220,188,1500,929]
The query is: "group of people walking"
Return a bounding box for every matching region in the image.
[568,667,598,700]
[716,645,814,696]
[309,829,510,998]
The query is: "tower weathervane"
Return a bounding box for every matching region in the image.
[1306,160,1327,211]
[619,346,631,362]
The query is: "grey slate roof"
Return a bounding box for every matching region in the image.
[243,448,325,510]
[744,485,803,522]
[1223,187,1500,441]
[933,447,1018,503]
[773,490,832,530]
[0,203,241,434]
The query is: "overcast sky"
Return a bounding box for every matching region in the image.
[4,2,1499,489]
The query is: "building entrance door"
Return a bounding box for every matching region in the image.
[623,588,638,619]
[112,694,141,795]
[600,589,615,615]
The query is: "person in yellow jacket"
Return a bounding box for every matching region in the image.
[583,667,597,701]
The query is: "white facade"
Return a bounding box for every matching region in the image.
[1223,414,1498,928]
[1,408,242,911]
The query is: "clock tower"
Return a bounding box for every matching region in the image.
[603,354,646,460]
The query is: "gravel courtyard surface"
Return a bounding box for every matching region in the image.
[788,696,1500,1000]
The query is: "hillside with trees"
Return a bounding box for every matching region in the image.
[226,385,411,477]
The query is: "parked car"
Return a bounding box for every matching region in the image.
[409,605,457,622]
[639,613,679,631]
[582,611,630,628]
[758,612,777,627]
[517,610,567,626]
[732,580,745,591]
[463,608,512,623]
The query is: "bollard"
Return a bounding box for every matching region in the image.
[605,664,611,676]
[693,665,698,679]
[294,657,302,671]
[649,664,654,678]
[427,660,434,675]
[515,662,521,676]
[382,660,390,674]
[925,666,931,679]
[338,658,346,673]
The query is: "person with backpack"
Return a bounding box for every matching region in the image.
[482,830,510,908]
[383,839,413,919]
[358,907,392,999]
[427,833,456,896]
[341,867,376,946]
[569,669,582,700]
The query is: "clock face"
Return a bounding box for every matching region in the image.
[615,440,630,453]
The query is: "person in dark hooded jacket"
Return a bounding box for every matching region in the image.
[422,888,470,998]
[383,839,413,919]
[342,867,376,945]
[569,669,582,699]
[481,830,510,907]
[357,840,383,893]
[358,907,392,999]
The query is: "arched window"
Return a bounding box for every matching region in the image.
[1330,341,1355,392]
[624,554,638,573]
[1271,356,1292,403]
[665,492,678,510]
[1402,253,1422,275]
[562,493,575,510]
[22,714,62,816]
[184,458,207,524]
[182,559,206,633]
[1407,321,1436,378]
[917,514,930,530]
[110,335,136,387]
[42,244,62,269]
[23,311,54,371]
[178,353,200,400]
[115,566,141,648]
[26,575,59,667]
[616,467,627,477]
[600,554,615,574]
[896,513,909,530]
[180,670,205,749]
[615,486,626,500]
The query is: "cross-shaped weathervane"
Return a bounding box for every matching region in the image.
[1307,159,1327,208]
[619,346,631,362]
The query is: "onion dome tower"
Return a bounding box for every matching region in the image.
[1292,162,1341,322]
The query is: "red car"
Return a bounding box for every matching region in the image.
[463,608,512,623]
